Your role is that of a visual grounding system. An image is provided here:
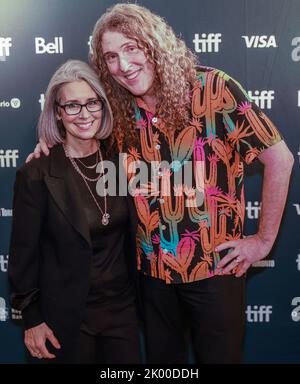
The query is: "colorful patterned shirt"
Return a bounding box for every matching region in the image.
[123,66,282,284]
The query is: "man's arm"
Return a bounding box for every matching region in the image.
[26,139,52,163]
[215,140,294,277]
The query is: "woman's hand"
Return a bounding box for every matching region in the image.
[25,139,53,163]
[24,322,61,359]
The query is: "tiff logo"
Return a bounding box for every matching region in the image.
[0,149,19,167]
[291,297,300,321]
[242,35,277,48]
[39,93,45,110]
[246,305,272,322]
[291,37,300,62]
[248,90,274,109]
[0,255,8,272]
[35,37,63,54]
[193,33,222,53]
[0,37,12,60]
[245,201,261,219]
[0,297,9,321]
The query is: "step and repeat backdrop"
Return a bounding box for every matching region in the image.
[0,0,299,363]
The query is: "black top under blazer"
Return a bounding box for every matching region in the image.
[8,144,138,359]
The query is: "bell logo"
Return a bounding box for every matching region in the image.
[35,37,63,54]
[242,35,277,48]
[291,37,300,62]
[246,305,273,322]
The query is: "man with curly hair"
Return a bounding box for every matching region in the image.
[33,3,294,363]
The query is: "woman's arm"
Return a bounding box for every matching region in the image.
[9,167,46,328]
[8,166,61,359]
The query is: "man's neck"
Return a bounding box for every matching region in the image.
[139,94,158,114]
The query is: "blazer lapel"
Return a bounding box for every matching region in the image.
[44,145,92,248]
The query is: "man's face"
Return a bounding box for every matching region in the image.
[101,30,155,98]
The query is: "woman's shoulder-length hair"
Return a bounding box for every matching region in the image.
[38,59,113,145]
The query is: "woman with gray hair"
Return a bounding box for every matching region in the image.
[8,60,141,363]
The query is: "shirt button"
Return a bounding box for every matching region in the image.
[152,117,158,124]
[155,144,161,150]
[163,249,168,254]
[157,171,163,177]
[159,198,165,204]
[161,225,166,230]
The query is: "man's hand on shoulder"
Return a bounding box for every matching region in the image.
[26,139,53,163]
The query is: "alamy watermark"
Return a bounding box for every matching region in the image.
[95,154,205,207]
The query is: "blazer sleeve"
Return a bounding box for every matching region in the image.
[8,167,47,329]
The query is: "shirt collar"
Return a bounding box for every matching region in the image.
[135,97,153,113]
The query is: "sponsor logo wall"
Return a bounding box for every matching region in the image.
[0,0,299,363]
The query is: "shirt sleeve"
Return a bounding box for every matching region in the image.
[222,74,282,164]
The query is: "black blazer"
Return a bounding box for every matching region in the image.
[8,144,138,360]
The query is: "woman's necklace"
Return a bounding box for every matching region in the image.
[63,143,110,226]
[75,149,99,169]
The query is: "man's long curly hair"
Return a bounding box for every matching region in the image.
[90,3,198,151]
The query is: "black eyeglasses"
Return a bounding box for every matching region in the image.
[55,99,104,115]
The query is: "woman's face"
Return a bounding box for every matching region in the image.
[56,80,102,143]
[101,30,155,98]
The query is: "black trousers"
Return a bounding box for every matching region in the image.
[78,302,141,364]
[78,325,141,364]
[141,274,246,364]
[40,302,141,364]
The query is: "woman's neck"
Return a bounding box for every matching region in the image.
[64,137,99,158]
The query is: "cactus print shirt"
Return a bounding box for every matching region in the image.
[124,66,282,284]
